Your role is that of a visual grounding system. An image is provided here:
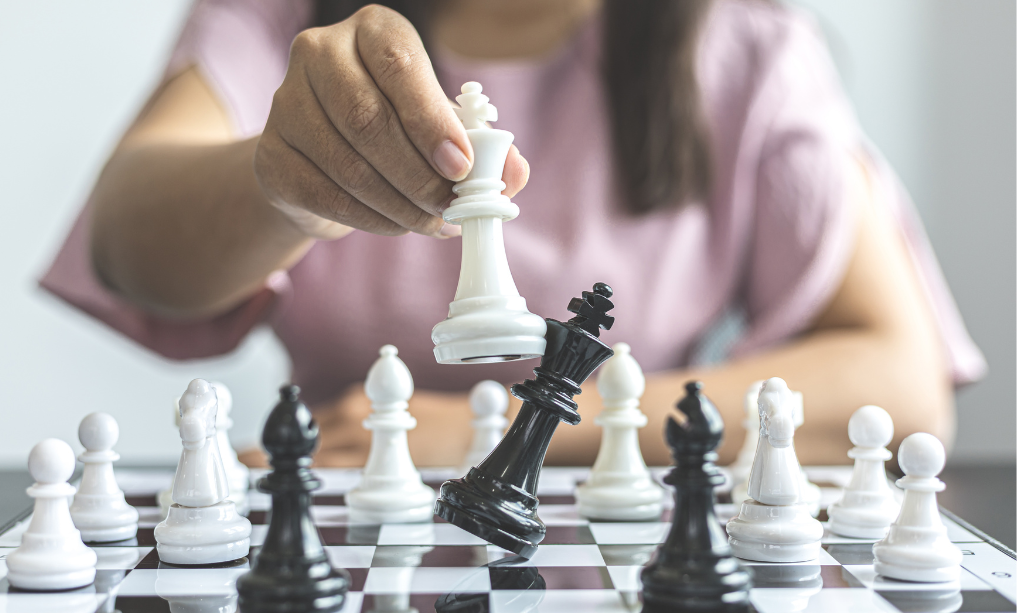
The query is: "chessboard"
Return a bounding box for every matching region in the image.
[0,466,1013,613]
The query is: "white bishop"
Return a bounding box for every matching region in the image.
[459,380,509,473]
[70,412,139,542]
[576,342,664,520]
[154,378,252,564]
[347,345,435,523]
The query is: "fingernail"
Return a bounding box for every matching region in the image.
[433,140,471,181]
[439,222,462,238]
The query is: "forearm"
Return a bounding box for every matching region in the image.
[90,136,314,318]
[542,327,952,468]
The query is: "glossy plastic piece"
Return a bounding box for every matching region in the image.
[459,380,510,473]
[575,342,664,521]
[70,412,139,542]
[434,283,616,558]
[641,382,752,613]
[432,82,547,364]
[236,384,350,612]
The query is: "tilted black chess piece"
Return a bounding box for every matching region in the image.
[641,381,753,613]
[434,283,616,558]
[236,385,350,613]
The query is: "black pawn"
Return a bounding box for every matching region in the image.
[434,283,616,558]
[641,381,753,613]
[236,385,349,613]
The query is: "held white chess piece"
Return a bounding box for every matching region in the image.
[827,405,901,538]
[726,377,823,562]
[7,439,97,590]
[347,345,436,523]
[460,380,509,473]
[431,82,547,364]
[155,379,252,565]
[576,342,665,520]
[873,433,962,582]
[69,412,139,542]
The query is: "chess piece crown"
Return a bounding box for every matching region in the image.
[431,81,547,364]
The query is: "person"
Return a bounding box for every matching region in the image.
[42,0,985,468]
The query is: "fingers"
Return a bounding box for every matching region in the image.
[503,145,530,198]
[353,6,473,181]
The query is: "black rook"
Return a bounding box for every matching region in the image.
[236,385,350,613]
[641,381,753,613]
[434,283,616,558]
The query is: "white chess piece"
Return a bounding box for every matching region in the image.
[726,377,823,562]
[790,391,822,518]
[211,382,250,514]
[7,438,97,590]
[459,380,509,473]
[827,405,901,538]
[576,342,665,520]
[155,379,252,565]
[347,345,436,523]
[873,433,962,582]
[431,82,547,364]
[69,412,139,542]
[729,381,763,505]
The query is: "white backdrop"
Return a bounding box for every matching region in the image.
[0,0,1012,466]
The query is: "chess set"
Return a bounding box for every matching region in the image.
[0,82,1014,613]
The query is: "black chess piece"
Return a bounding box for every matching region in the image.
[641,381,753,613]
[434,283,616,558]
[236,385,350,613]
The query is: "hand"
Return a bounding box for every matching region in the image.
[254,5,529,240]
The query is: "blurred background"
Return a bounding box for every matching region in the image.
[0,0,1013,478]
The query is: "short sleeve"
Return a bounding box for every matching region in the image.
[732,13,857,355]
[166,0,313,136]
[37,0,309,360]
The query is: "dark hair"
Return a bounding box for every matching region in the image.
[315,1,712,214]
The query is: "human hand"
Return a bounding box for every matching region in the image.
[255,5,529,240]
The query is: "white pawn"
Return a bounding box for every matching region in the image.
[576,343,665,521]
[873,433,962,582]
[828,405,901,538]
[347,345,435,523]
[155,379,252,565]
[7,439,97,590]
[211,382,250,514]
[726,377,823,562]
[790,392,822,518]
[70,412,139,542]
[459,380,509,473]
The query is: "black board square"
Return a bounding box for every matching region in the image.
[825,543,877,565]
[541,525,595,545]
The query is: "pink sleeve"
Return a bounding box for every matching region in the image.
[732,14,857,358]
[37,0,309,360]
[732,11,986,386]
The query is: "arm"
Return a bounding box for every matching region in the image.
[303,154,951,469]
[90,6,528,319]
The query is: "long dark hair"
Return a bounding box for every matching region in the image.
[315,1,712,214]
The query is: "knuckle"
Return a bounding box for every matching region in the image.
[374,42,425,85]
[333,149,375,198]
[343,94,392,145]
[290,28,322,59]
[354,4,393,22]
[322,185,356,223]
[404,166,451,209]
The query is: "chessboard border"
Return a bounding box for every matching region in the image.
[941,506,1016,559]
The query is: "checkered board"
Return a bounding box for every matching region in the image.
[0,467,1013,613]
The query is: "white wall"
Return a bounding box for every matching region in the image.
[0,0,1012,466]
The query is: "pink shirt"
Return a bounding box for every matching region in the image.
[41,0,985,408]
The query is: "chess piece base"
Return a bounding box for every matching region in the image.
[155,501,252,565]
[727,500,823,562]
[7,532,97,590]
[641,557,753,613]
[575,481,664,521]
[237,561,350,613]
[434,469,545,559]
[70,493,139,543]
[827,492,899,539]
[347,482,435,524]
[873,530,962,583]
